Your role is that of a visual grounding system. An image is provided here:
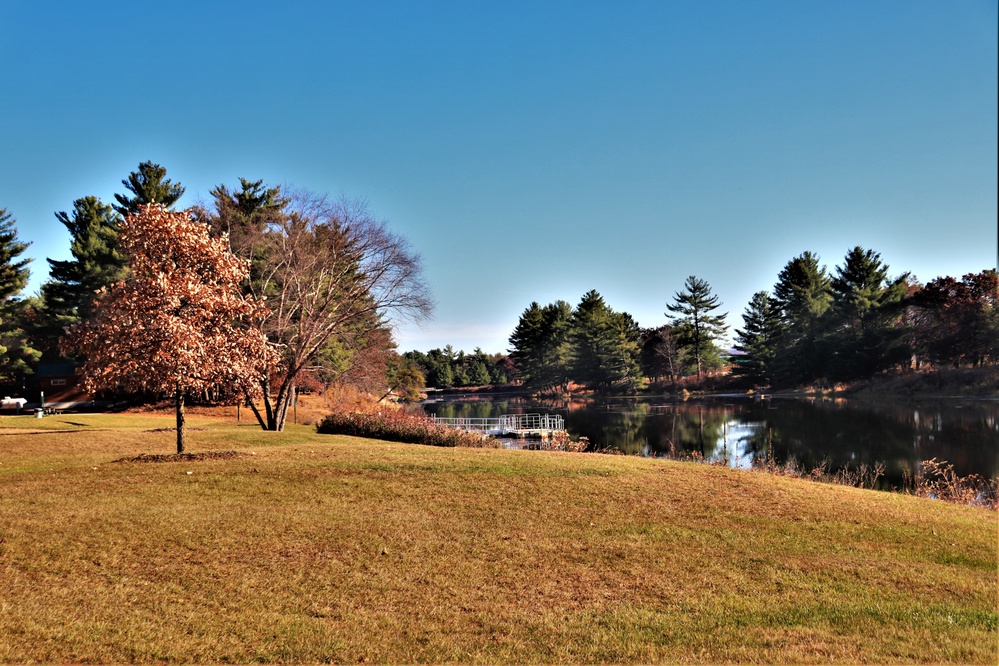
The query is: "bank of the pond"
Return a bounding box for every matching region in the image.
[423,366,999,401]
[0,413,996,663]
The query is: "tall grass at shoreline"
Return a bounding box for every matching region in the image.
[0,412,995,663]
[661,445,998,510]
[317,409,499,447]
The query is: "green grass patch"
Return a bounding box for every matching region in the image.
[0,413,995,662]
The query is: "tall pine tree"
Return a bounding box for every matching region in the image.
[771,252,832,384]
[570,290,642,391]
[205,178,287,297]
[114,161,185,216]
[41,162,184,354]
[733,291,783,385]
[0,209,40,391]
[666,276,728,380]
[509,300,574,392]
[40,197,125,347]
[827,246,909,379]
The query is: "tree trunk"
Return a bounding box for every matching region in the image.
[244,390,268,429]
[262,376,275,430]
[255,375,295,431]
[176,384,186,454]
[271,379,295,432]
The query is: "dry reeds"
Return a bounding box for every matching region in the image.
[905,458,998,509]
[316,410,500,448]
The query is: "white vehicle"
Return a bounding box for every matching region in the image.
[2,396,28,409]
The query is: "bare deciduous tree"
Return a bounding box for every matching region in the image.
[210,189,432,431]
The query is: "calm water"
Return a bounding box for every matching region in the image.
[422,395,999,486]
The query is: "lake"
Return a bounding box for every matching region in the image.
[422,394,999,486]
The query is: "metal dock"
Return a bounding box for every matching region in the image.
[432,413,565,439]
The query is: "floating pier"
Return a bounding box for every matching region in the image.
[432,413,565,439]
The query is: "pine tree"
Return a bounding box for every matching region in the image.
[733,291,783,385]
[666,276,728,380]
[206,178,288,293]
[570,290,643,390]
[827,246,909,379]
[113,161,185,216]
[771,252,833,384]
[209,178,286,232]
[43,160,184,350]
[0,209,40,391]
[539,300,574,391]
[40,197,125,345]
[0,209,30,301]
[509,302,548,390]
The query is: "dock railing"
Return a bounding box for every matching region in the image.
[432,413,564,436]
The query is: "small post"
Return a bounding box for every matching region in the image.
[237,402,241,422]
[176,385,186,454]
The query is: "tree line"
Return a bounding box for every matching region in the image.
[506,252,997,394]
[1,161,995,423]
[733,250,997,386]
[507,280,728,394]
[0,162,431,443]
[403,346,511,390]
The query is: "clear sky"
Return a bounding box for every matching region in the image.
[2,1,996,354]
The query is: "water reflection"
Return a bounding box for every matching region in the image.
[423,396,999,485]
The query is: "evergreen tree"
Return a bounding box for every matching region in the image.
[40,197,125,347]
[570,290,643,390]
[771,252,833,384]
[385,354,426,402]
[468,348,493,385]
[211,178,286,224]
[114,161,185,216]
[508,300,573,392]
[827,246,909,379]
[436,362,455,389]
[539,300,574,390]
[42,161,183,351]
[207,178,288,291]
[666,276,728,380]
[733,291,783,385]
[471,360,491,385]
[0,209,31,301]
[0,209,40,391]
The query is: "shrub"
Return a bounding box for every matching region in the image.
[527,431,588,452]
[317,410,500,448]
[907,458,998,509]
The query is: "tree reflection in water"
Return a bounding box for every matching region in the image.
[422,396,998,487]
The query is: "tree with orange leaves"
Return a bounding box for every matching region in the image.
[64,204,275,453]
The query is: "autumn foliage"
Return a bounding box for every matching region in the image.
[64,204,275,452]
[316,409,498,448]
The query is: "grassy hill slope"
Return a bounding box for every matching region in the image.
[0,413,995,663]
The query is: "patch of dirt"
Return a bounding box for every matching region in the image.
[146,427,207,432]
[116,450,244,463]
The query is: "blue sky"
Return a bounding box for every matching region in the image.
[2,1,996,354]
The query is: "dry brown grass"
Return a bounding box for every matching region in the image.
[0,413,995,663]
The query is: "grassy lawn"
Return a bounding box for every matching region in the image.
[0,413,995,663]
